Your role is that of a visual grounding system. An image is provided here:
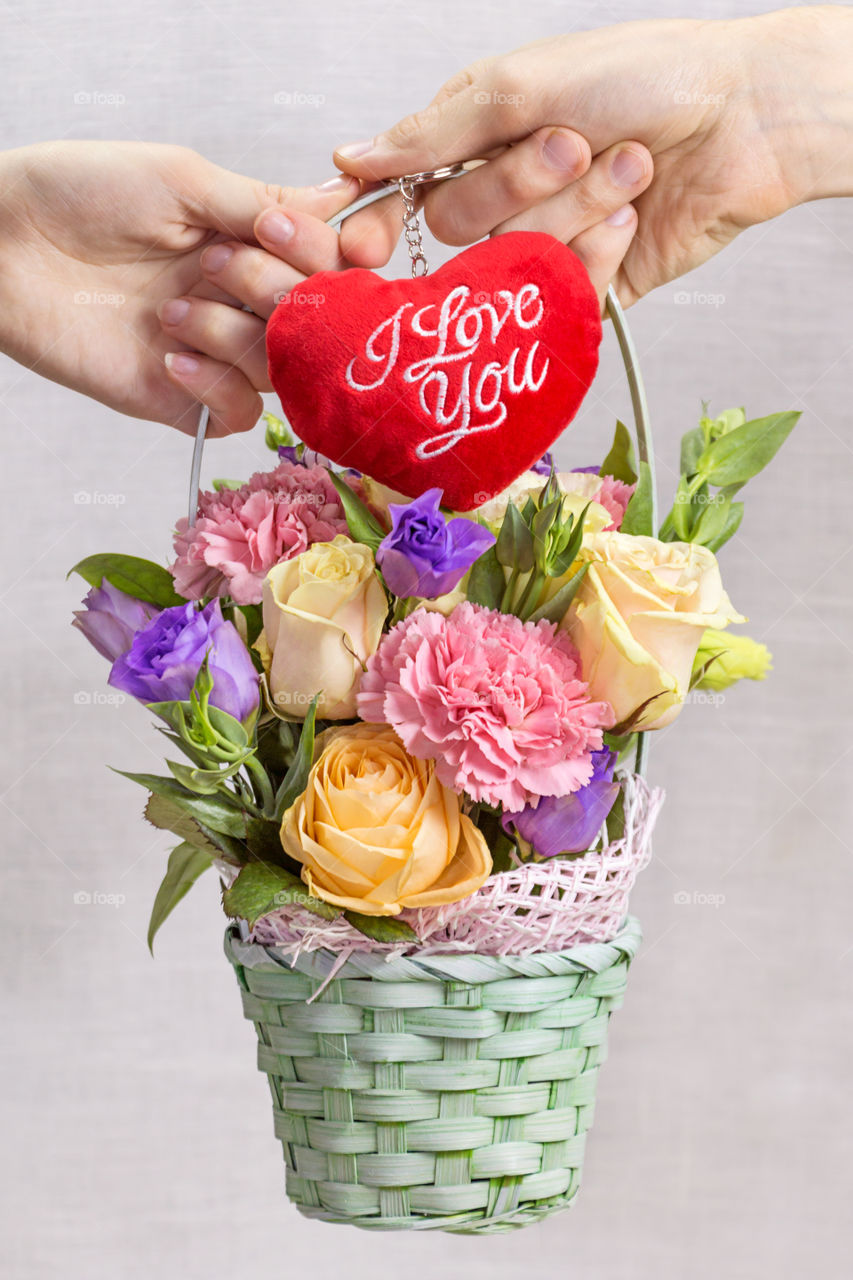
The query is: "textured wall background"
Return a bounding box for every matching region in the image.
[2,1,852,1276]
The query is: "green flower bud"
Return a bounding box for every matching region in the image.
[693,628,772,691]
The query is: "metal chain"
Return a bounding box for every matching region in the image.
[398,177,428,277]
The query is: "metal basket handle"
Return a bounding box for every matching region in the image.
[185,171,655,775]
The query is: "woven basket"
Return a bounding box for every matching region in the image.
[225,916,640,1233]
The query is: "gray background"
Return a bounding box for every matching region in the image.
[2,1,851,1276]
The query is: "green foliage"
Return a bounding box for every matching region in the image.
[495,503,535,573]
[600,420,638,485]
[343,912,418,943]
[619,462,654,537]
[147,843,212,952]
[527,564,589,625]
[223,862,337,927]
[143,792,244,864]
[116,770,248,837]
[466,543,505,609]
[274,697,319,820]
[69,553,184,608]
[327,470,385,551]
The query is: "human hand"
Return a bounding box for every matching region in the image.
[331,7,853,304]
[0,140,359,435]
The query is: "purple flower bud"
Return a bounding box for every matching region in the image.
[72,581,160,663]
[376,488,495,600]
[530,451,555,476]
[108,600,259,722]
[502,749,620,857]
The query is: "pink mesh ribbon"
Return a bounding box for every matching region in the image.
[245,772,663,960]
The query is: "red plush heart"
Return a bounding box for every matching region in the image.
[266,231,602,510]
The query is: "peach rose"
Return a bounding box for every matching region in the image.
[258,536,387,720]
[564,532,744,730]
[281,723,492,916]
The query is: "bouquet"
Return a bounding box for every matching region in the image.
[71,404,793,955]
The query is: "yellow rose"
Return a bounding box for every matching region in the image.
[564,532,744,730]
[281,723,492,916]
[259,536,387,720]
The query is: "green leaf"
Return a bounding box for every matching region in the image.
[143,792,244,864]
[696,411,800,488]
[495,503,535,572]
[211,478,244,492]
[115,770,248,838]
[328,470,385,550]
[599,420,638,485]
[223,862,337,926]
[670,476,694,541]
[690,494,733,547]
[679,425,706,477]
[69,553,185,608]
[147,842,212,952]
[705,501,745,553]
[343,912,418,943]
[619,461,654,537]
[236,603,264,649]
[245,816,290,865]
[466,543,505,609]
[274,697,318,820]
[527,563,589,625]
[166,757,247,795]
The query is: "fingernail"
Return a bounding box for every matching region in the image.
[257,210,295,245]
[316,173,353,192]
[611,149,646,188]
[159,298,191,326]
[201,243,234,272]
[542,129,583,173]
[336,138,376,159]
[165,353,200,377]
[605,204,635,226]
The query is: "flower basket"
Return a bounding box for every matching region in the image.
[225,916,640,1233]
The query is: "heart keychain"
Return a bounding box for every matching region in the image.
[266,171,603,511]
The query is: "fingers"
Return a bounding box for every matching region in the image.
[158,297,270,391]
[422,127,591,245]
[179,148,362,241]
[569,205,639,310]
[492,141,653,241]
[198,210,343,319]
[338,187,406,269]
[163,352,262,438]
[332,62,530,180]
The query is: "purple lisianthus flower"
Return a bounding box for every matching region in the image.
[502,749,620,857]
[109,600,259,722]
[376,488,495,600]
[572,465,602,475]
[530,450,555,477]
[72,580,160,662]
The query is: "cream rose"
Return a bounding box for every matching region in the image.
[564,532,744,730]
[473,470,612,534]
[259,536,387,720]
[281,723,492,916]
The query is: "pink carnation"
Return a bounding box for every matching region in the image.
[171,462,348,605]
[595,474,635,530]
[358,602,614,811]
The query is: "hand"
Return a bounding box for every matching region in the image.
[0,140,360,435]
[331,7,853,304]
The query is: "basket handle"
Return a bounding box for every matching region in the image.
[185,173,655,776]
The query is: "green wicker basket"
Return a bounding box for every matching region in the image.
[225,916,641,1233]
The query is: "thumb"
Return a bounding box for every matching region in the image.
[179,153,361,242]
[333,65,534,180]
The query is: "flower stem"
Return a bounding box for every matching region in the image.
[243,753,275,816]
